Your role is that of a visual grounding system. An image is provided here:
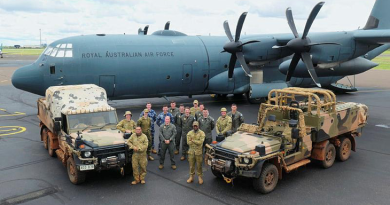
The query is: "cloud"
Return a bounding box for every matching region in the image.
[0,0,78,13]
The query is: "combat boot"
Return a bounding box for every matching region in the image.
[140,180,146,184]
[152,149,157,154]
[187,175,194,183]
[174,150,179,155]
[180,156,186,161]
[158,164,164,169]
[198,176,204,185]
[131,180,139,185]
[148,156,154,161]
[171,165,177,170]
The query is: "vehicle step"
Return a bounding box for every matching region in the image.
[285,159,311,173]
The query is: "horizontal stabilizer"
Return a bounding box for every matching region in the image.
[354,29,390,44]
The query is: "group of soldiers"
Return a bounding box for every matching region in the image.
[116,100,244,185]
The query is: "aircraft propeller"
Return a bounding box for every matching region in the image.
[222,12,260,79]
[273,2,339,87]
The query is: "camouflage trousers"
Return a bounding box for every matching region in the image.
[188,153,203,176]
[146,133,152,157]
[132,153,148,181]
[181,131,190,157]
[159,142,175,165]
[175,125,182,151]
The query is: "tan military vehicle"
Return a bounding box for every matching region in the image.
[206,87,368,194]
[37,84,131,184]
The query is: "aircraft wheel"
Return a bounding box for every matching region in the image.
[253,163,279,194]
[336,137,351,162]
[321,143,336,169]
[246,92,267,104]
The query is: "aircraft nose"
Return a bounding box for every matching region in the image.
[12,64,44,95]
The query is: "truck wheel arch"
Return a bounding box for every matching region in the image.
[267,157,283,179]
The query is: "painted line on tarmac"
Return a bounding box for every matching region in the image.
[0,126,26,136]
[0,108,26,117]
[148,169,256,205]
[0,158,52,172]
[0,186,58,205]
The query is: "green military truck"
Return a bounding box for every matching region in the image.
[37,84,131,184]
[206,87,368,194]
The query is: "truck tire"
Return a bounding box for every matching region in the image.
[67,157,86,185]
[336,137,351,162]
[321,143,336,169]
[42,128,48,150]
[124,163,133,176]
[253,163,279,194]
[211,167,223,179]
[47,135,56,157]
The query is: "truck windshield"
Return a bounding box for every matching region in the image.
[68,111,118,131]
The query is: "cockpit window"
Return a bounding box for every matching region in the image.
[45,43,73,58]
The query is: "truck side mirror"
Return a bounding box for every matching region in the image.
[291,128,300,139]
[54,121,61,133]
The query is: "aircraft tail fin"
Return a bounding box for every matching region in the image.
[364,0,390,30]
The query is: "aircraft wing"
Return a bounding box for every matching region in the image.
[354,30,390,44]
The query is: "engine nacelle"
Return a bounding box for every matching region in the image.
[249,83,287,99]
[279,57,378,78]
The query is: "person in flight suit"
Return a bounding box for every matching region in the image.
[194,103,205,120]
[179,107,195,161]
[186,121,205,185]
[158,116,177,170]
[197,108,215,146]
[174,104,185,155]
[156,105,174,155]
[227,103,244,133]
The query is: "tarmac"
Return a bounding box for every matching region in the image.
[0,55,390,205]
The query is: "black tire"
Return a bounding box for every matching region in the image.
[211,167,223,179]
[67,157,86,185]
[336,137,351,162]
[124,163,133,176]
[47,135,56,157]
[321,143,336,169]
[42,128,48,150]
[253,163,279,194]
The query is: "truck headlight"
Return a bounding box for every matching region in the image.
[243,158,250,164]
[84,151,91,158]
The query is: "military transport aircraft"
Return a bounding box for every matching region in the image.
[11,0,390,102]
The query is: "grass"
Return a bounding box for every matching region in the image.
[372,56,390,70]
[2,48,45,56]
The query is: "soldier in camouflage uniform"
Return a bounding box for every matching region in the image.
[227,104,244,133]
[197,108,215,146]
[137,109,154,161]
[186,121,205,185]
[127,127,149,185]
[190,100,200,116]
[116,111,136,139]
[174,104,185,155]
[194,103,204,120]
[158,116,177,170]
[179,107,195,161]
[216,107,232,137]
[139,102,157,154]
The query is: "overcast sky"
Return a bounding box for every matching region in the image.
[0,0,376,46]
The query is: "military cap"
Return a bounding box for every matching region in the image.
[220,107,227,112]
[193,121,199,126]
[124,111,132,116]
[144,109,149,113]
[193,100,199,104]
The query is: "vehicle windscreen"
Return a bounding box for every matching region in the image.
[68,111,118,132]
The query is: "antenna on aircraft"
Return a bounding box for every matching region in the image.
[164,21,170,30]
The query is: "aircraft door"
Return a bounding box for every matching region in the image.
[99,75,115,97]
[182,64,193,84]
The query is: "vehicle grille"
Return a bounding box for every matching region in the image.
[214,146,239,161]
[94,144,126,158]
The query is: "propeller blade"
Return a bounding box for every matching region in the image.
[228,54,237,79]
[239,40,260,47]
[223,20,234,42]
[301,52,321,87]
[144,25,149,35]
[286,8,299,38]
[235,12,248,42]
[286,53,301,82]
[236,52,252,77]
[302,2,325,39]
[220,50,227,53]
[164,21,170,30]
[307,42,340,46]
